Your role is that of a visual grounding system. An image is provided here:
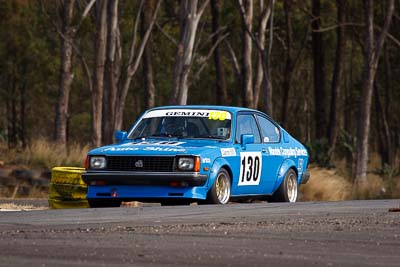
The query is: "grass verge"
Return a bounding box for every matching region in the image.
[1,139,88,170]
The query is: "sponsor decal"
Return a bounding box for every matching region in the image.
[208,111,228,121]
[105,141,187,152]
[202,158,211,164]
[238,152,262,186]
[104,146,186,152]
[220,148,236,157]
[298,158,304,172]
[143,109,232,120]
[121,141,185,146]
[143,147,186,152]
[267,147,308,157]
[104,147,139,152]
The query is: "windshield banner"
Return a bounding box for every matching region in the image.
[143,109,232,121]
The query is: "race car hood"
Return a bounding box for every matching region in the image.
[87,139,227,157]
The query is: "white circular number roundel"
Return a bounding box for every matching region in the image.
[238,152,262,186]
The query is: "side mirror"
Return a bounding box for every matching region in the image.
[114,131,127,143]
[241,134,254,150]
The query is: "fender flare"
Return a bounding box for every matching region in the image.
[272,159,298,193]
[208,157,233,188]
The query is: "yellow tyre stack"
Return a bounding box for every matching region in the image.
[48,167,89,209]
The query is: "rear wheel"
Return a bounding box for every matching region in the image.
[88,199,121,208]
[207,169,231,204]
[271,169,298,203]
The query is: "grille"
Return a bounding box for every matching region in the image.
[106,156,175,172]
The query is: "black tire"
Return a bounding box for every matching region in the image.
[271,169,298,203]
[88,199,121,208]
[207,169,231,204]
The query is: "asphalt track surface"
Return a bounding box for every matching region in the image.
[0,199,399,266]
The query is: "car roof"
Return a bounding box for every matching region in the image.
[148,105,261,115]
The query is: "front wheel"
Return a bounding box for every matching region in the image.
[271,169,298,203]
[207,169,231,204]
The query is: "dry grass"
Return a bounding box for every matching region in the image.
[300,166,352,201]
[300,165,400,201]
[350,174,386,200]
[22,139,89,169]
[1,139,89,170]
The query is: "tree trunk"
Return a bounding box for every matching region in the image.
[54,0,75,147]
[280,0,292,128]
[115,0,161,130]
[142,0,156,109]
[254,0,273,110]
[91,0,108,147]
[382,45,394,167]
[102,0,120,145]
[328,0,346,156]
[170,0,209,105]
[374,83,392,167]
[224,39,241,104]
[20,80,27,148]
[210,0,227,105]
[262,0,274,116]
[355,0,394,188]
[312,0,327,139]
[239,0,253,108]
[6,76,17,148]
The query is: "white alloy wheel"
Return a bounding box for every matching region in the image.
[208,169,231,204]
[286,171,298,203]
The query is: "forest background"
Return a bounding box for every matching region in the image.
[0,0,399,200]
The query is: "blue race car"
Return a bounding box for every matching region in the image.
[82,106,310,207]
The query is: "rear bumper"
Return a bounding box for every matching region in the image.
[82,171,207,187]
[301,172,310,184]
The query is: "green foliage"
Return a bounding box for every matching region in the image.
[306,138,332,168]
[338,130,357,156]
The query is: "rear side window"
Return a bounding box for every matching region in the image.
[235,114,261,143]
[256,115,280,143]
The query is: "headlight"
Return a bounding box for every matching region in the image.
[90,156,106,169]
[177,157,200,172]
[178,157,194,171]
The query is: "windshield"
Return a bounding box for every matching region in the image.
[128,109,232,140]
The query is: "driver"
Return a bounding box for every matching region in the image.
[161,117,187,136]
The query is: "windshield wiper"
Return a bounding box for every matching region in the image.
[197,135,226,140]
[147,133,184,138]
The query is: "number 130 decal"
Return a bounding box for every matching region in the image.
[238,152,262,186]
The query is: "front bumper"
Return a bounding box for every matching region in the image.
[82,171,207,186]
